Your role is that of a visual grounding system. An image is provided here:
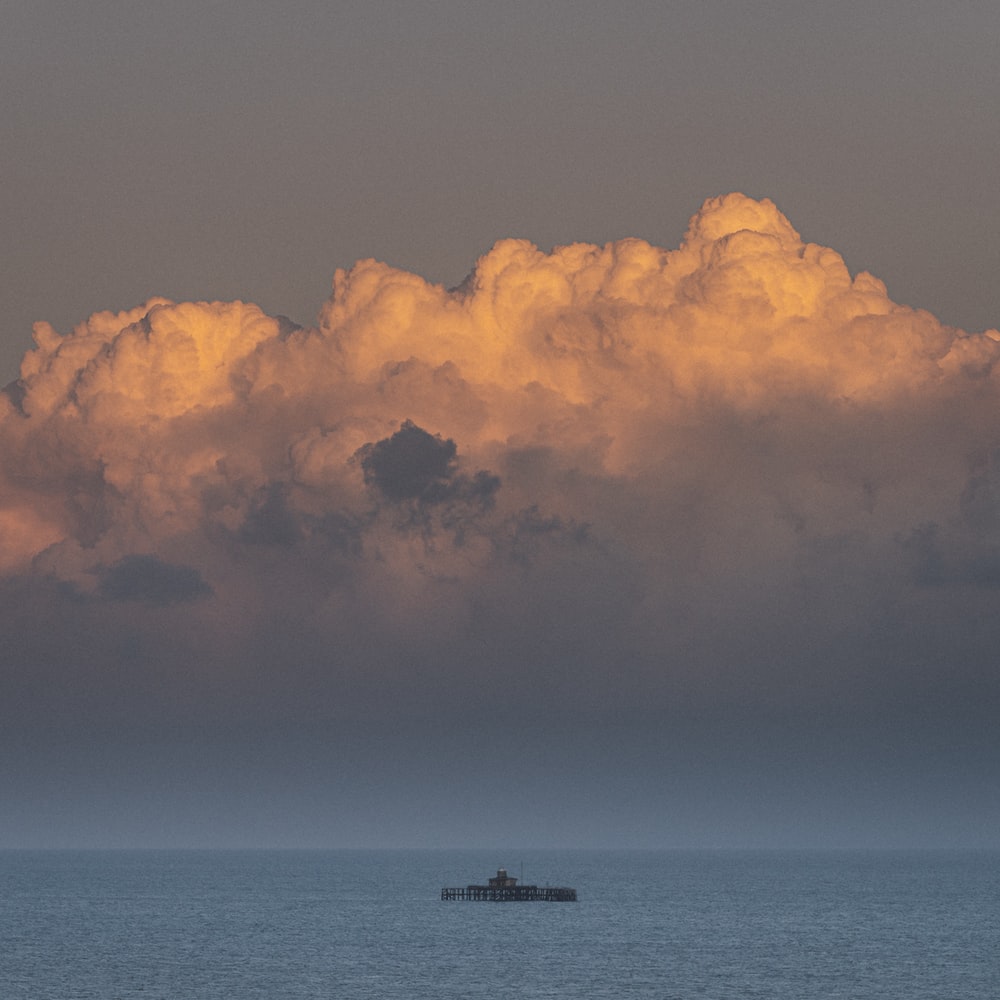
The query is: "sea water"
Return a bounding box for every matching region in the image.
[1,849,997,999]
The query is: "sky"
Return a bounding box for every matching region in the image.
[1,2,998,848]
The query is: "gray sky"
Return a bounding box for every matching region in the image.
[3,0,998,380]
[1,1,998,848]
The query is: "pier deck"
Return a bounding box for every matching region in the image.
[441,885,577,902]
[441,867,577,902]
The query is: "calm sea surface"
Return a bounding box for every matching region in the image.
[1,849,997,999]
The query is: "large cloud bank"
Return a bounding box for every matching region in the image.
[3,193,998,790]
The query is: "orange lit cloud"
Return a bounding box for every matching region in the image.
[2,192,999,724]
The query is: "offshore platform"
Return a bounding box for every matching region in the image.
[441,867,577,902]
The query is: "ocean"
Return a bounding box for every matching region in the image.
[1,849,997,998]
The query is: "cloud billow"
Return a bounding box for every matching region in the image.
[359,420,457,500]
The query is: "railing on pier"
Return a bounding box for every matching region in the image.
[441,885,577,902]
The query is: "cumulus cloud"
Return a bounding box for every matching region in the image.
[2,191,999,759]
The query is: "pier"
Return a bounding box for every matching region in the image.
[441,868,577,902]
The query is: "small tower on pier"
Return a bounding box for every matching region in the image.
[488,868,518,889]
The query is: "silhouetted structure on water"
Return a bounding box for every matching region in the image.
[441,868,577,902]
